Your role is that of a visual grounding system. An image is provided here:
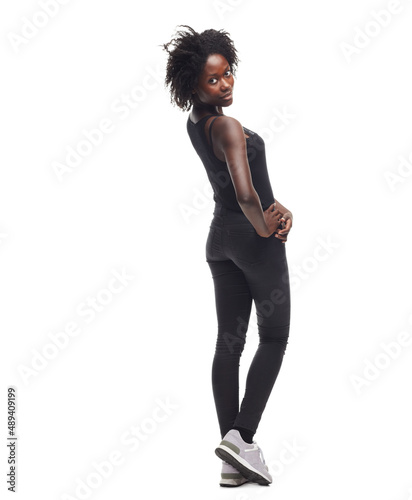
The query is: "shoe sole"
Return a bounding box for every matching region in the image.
[219,479,248,487]
[215,445,271,486]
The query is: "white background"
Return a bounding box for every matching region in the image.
[1,1,412,499]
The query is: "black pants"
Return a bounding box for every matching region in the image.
[206,202,291,439]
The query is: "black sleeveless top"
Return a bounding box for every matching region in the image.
[186,113,275,212]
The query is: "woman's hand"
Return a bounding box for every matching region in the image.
[275,211,293,243]
[261,203,284,237]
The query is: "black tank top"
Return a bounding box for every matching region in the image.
[186,113,275,212]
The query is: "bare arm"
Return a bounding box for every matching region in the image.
[212,116,281,237]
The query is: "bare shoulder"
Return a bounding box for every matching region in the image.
[210,115,245,146]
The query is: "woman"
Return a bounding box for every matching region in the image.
[162,25,293,487]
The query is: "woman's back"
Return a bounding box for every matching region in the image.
[187,113,275,212]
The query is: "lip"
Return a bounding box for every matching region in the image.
[220,91,233,100]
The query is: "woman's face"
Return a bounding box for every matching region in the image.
[192,53,234,108]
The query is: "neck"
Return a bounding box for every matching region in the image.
[192,102,223,116]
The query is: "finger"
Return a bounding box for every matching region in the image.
[282,219,291,230]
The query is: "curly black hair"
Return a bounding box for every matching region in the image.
[161,25,239,112]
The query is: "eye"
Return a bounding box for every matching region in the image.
[209,70,231,84]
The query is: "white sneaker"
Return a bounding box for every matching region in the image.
[220,460,248,487]
[215,429,272,485]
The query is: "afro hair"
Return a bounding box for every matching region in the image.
[161,25,239,111]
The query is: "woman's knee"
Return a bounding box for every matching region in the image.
[215,329,246,356]
[258,323,290,347]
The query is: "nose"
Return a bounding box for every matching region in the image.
[221,81,231,91]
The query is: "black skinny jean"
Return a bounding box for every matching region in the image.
[206,202,291,439]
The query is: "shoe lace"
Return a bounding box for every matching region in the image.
[255,443,269,471]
